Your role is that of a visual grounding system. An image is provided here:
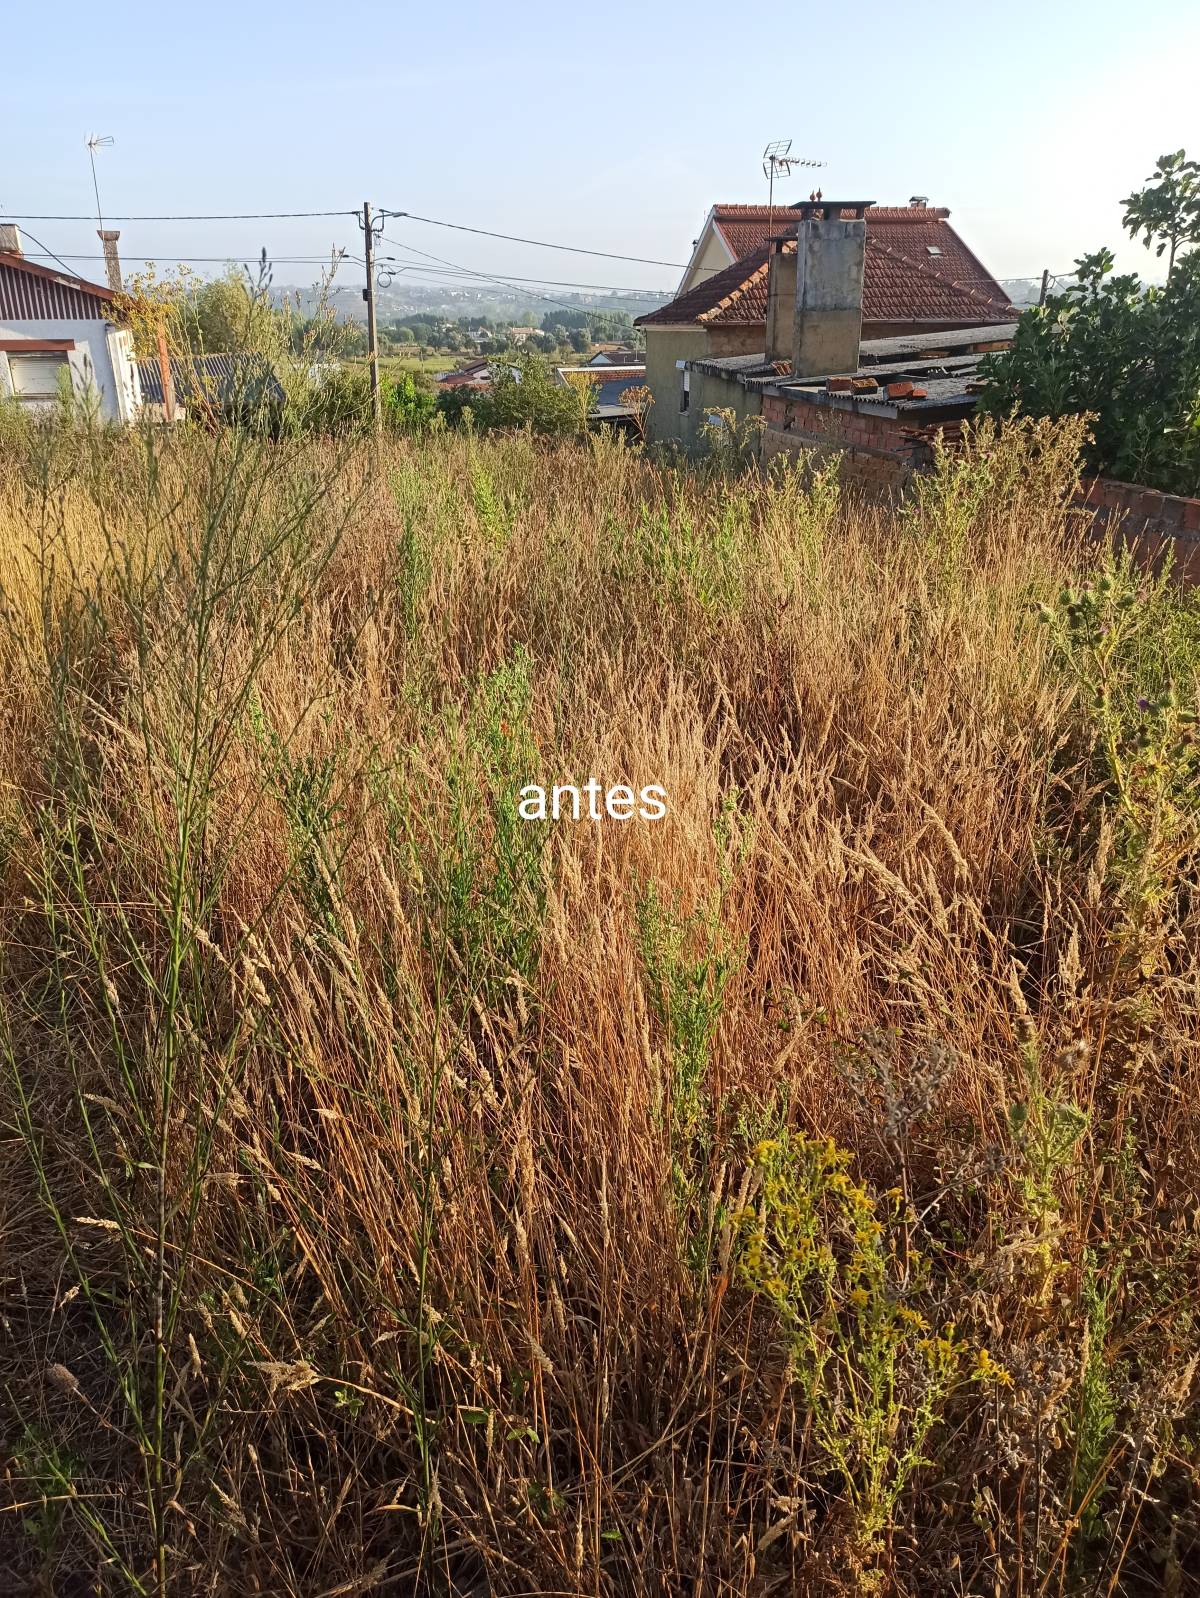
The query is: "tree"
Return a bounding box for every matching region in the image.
[181,266,284,358]
[381,369,436,433]
[979,150,1200,497]
[112,263,198,360]
[1122,150,1200,283]
[437,352,591,437]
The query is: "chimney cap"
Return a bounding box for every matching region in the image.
[909,195,929,208]
[794,199,875,222]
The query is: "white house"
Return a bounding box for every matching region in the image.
[0,225,140,422]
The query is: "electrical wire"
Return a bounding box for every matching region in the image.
[377,259,668,295]
[3,209,358,221]
[23,252,359,267]
[380,234,657,320]
[382,209,688,269]
[8,227,76,275]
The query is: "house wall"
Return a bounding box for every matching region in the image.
[0,318,140,421]
[691,366,763,443]
[643,325,711,448]
[679,228,734,294]
[644,323,767,451]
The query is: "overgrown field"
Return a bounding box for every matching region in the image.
[1,415,1198,1596]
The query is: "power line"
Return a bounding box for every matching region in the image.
[2,209,357,222]
[382,209,689,269]
[11,228,76,275]
[380,234,653,320]
[378,258,668,296]
[23,252,360,267]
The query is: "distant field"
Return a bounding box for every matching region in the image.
[383,350,457,375]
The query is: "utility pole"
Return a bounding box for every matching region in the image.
[1038,268,1050,306]
[361,201,382,433]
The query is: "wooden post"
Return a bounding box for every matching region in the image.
[363,201,381,434]
[156,324,176,423]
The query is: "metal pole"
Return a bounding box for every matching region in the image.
[1038,268,1050,306]
[362,201,381,433]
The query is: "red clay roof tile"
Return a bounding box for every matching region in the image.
[638,205,1012,331]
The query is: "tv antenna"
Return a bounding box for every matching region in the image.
[86,133,114,228]
[762,140,826,218]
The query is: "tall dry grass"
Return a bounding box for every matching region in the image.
[0,410,1198,1597]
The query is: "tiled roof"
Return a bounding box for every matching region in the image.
[708,202,954,263]
[639,245,775,327]
[638,207,1012,330]
[557,365,645,383]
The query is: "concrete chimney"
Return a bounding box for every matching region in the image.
[909,195,929,209]
[764,231,797,364]
[791,200,872,380]
[0,223,22,256]
[98,229,123,292]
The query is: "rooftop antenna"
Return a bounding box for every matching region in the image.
[86,134,123,292]
[86,133,114,229]
[762,139,826,226]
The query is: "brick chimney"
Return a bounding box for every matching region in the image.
[0,223,22,256]
[791,200,872,380]
[98,229,123,292]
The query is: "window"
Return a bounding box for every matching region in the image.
[926,245,942,257]
[9,351,69,402]
[680,367,690,413]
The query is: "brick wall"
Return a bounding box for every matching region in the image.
[1075,476,1200,583]
[761,392,937,494]
[762,394,1200,584]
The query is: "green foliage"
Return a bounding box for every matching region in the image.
[697,406,765,474]
[1072,1255,1119,1546]
[425,651,548,1007]
[381,368,436,433]
[635,880,734,1147]
[1121,149,1200,280]
[438,353,592,437]
[180,264,286,359]
[980,150,1200,495]
[1037,559,1200,949]
[734,1134,999,1563]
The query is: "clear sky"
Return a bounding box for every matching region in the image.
[3,0,1198,306]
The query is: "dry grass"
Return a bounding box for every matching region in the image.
[0,412,1198,1596]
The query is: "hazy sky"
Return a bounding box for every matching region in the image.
[3,0,1198,307]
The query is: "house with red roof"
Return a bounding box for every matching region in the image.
[0,225,141,422]
[636,199,1013,448]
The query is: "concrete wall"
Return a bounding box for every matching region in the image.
[765,246,796,365]
[0,317,141,421]
[794,218,867,379]
[691,365,763,442]
[642,325,711,448]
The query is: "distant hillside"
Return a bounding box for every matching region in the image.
[273,280,669,326]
